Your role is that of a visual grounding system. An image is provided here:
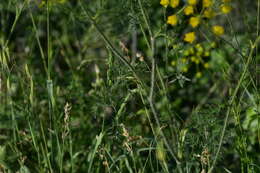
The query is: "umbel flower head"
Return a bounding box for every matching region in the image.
[184,5,194,15]
[184,32,196,43]
[221,4,232,14]
[203,0,212,7]
[212,25,224,36]
[196,71,202,78]
[203,8,215,18]
[170,0,180,8]
[188,0,197,5]
[160,0,169,7]
[167,15,178,26]
[189,16,200,28]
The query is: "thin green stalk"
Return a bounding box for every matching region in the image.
[138,87,156,138]
[225,15,258,92]
[46,2,55,171]
[137,0,152,38]
[209,38,260,173]
[163,8,169,72]
[148,37,155,102]
[40,120,53,172]
[47,1,51,80]
[226,15,241,52]
[88,132,104,173]
[105,148,120,172]
[28,120,41,168]
[257,0,260,148]
[139,20,151,50]
[3,0,27,48]
[79,1,137,78]
[137,0,180,165]
[115,92,132,125]
[10,91,18,143]
[69,134,74,173]
[30,12,48,76]
[154,49,181,164]
[232,104,250,171]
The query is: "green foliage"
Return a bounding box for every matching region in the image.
[0,0,259,172]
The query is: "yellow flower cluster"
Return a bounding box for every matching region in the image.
[160,0,180,8]
[160,0,233,78]
[171,42,216,77]
[161,0,232,42]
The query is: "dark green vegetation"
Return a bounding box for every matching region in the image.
[0,0,259,172]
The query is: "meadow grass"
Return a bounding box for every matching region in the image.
[0,0,259,172]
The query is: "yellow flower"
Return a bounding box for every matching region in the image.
[167,15,178,26]
[196,72,202,78]
[221,4,232,14]
[189,16,200,28]
[184,6,194,15]
[160,0,169,7]
[203,8,215,18]
[195,44,203,52]
[170,0,180,8]
[184,32,196,43]
[204,63,210,68]
[212,25,224,36]
[173,44,180,49]
[181,58,187,63]
[188,0,197,5]
[195,59,200,64]
[189,47,195,54]
[182,66,188,72]
[39,1,46,7]
[204,51,210,57]
[210,42,217,48]
[171,60,176,66]
[203,0,212,7]
[184,50,190,56]
[191,56,196,62]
